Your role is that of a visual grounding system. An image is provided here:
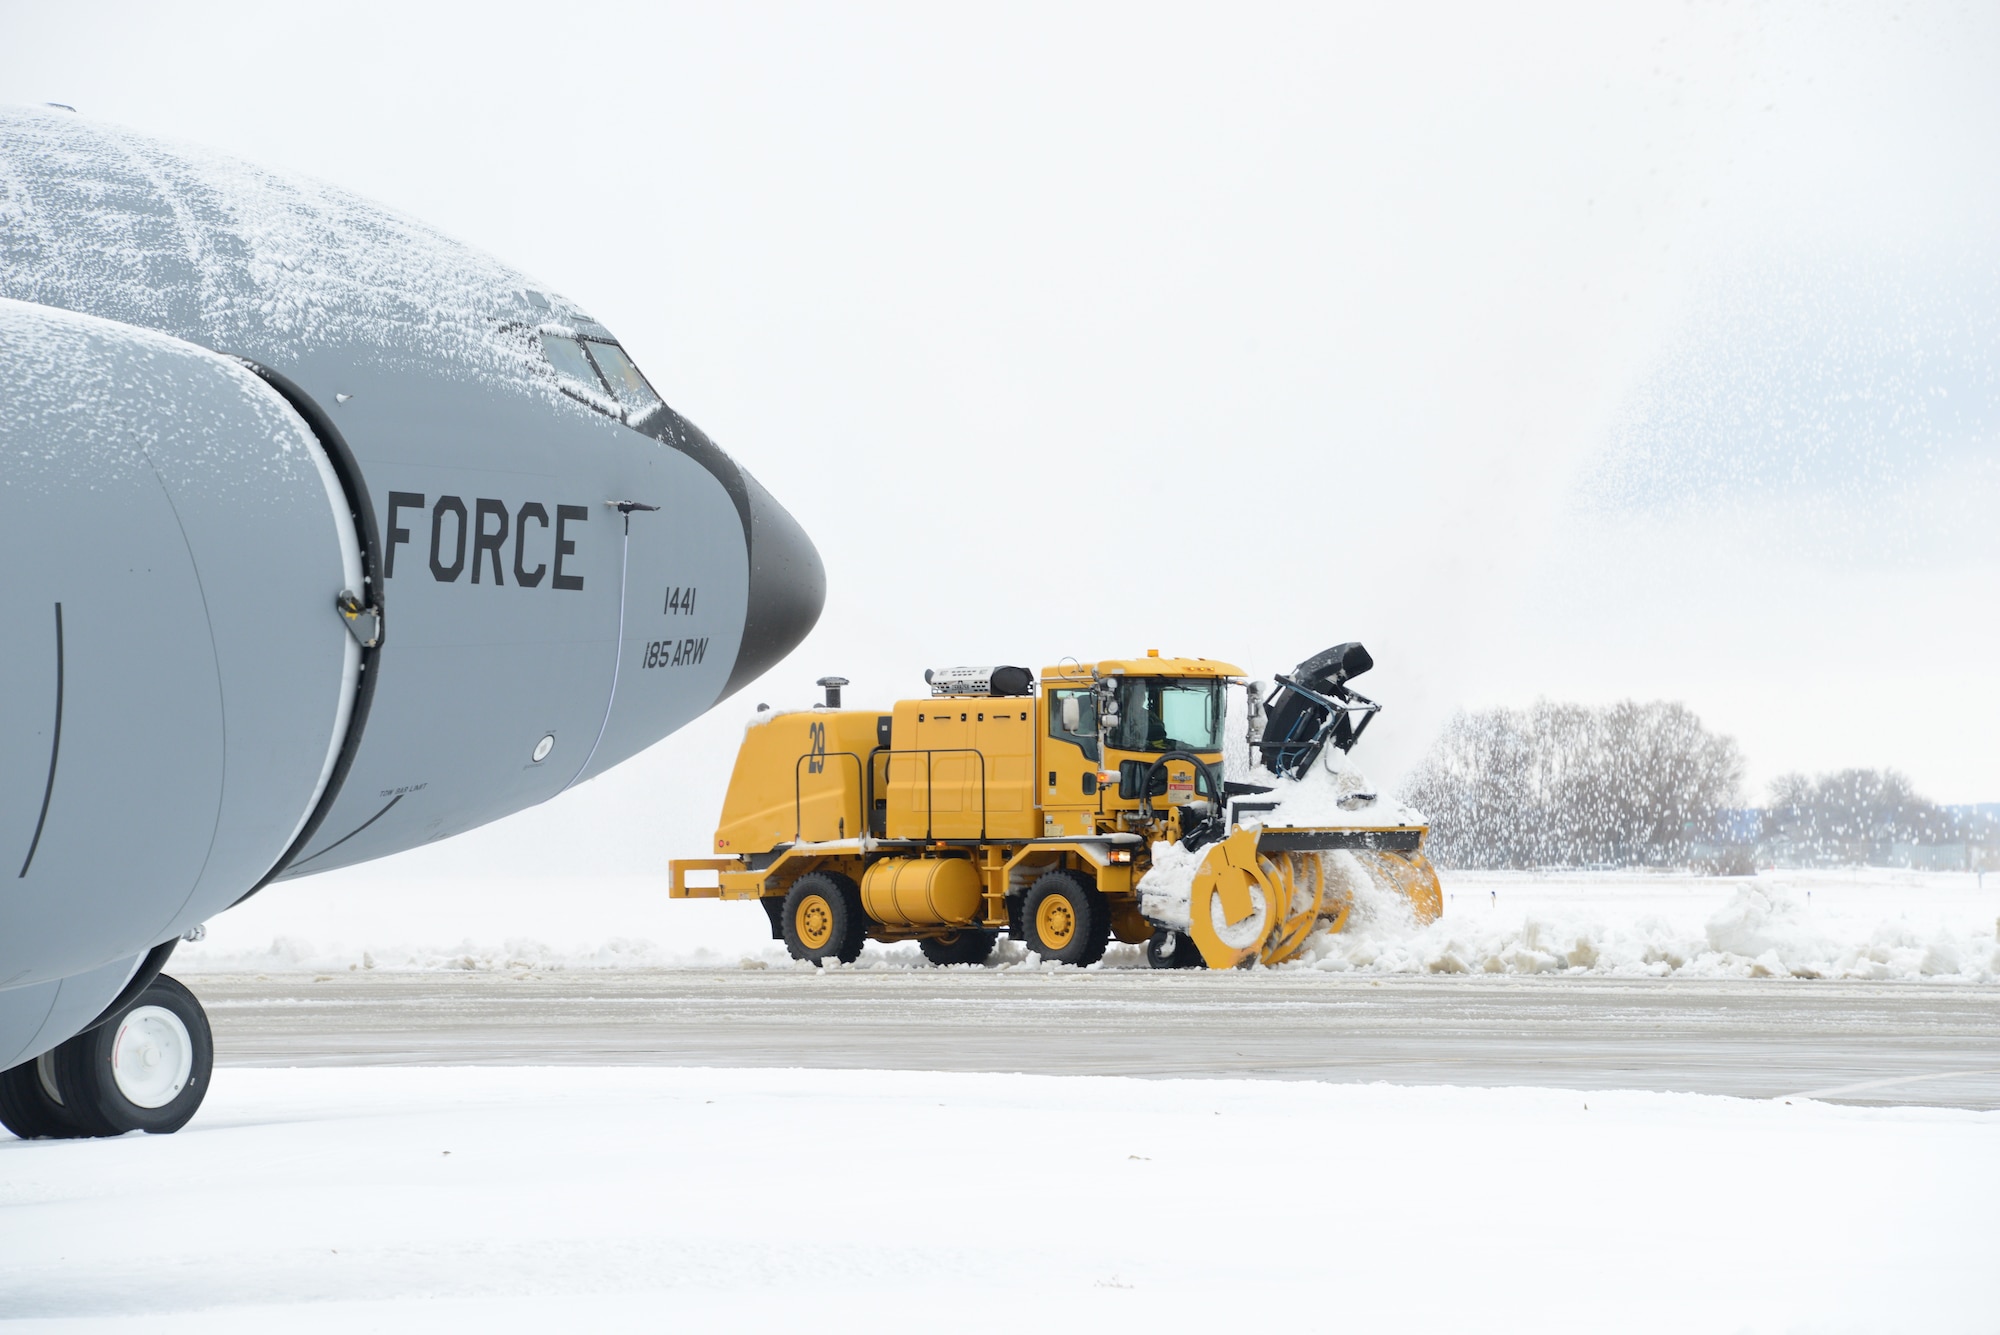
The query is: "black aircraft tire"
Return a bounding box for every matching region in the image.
[782,872,867,966]
[919,928,998,967]
[0,1058,83,1140]
[1022,870,1111,967]
[48,975,214,1136]
[1145,927,1204,970]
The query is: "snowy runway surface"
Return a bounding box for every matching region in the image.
[189,970,2000,1108]
[3,1066,1995,1333]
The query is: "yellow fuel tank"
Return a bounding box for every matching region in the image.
[860,857,982,927]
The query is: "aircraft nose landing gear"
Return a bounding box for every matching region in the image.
[0,975,214,1139]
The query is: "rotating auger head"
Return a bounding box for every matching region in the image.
[1256,642,1382,779]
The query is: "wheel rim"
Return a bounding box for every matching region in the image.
[1035,894,1077,950]
[795,893,835,950]
[110,1005,194,1109]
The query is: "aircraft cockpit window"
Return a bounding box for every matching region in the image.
[540,332,608,395]
[584,341,663,416]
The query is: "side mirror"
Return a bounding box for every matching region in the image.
[1060,695,1081,735]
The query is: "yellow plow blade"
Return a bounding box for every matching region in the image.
[1187,832,1443,968]
[1187,827,1275,969]
[1354,848,1443,925]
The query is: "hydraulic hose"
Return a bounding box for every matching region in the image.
[1132,750,1227,850]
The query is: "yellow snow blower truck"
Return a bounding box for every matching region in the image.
[669,645,1442,969]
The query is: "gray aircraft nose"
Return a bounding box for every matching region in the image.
[725,467,825,698]
[629,403,824,701]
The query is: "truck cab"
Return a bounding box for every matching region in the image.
[1040,654,1239,839]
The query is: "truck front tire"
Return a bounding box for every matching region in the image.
[1022,869,1111,967]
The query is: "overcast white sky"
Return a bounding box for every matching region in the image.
[3,2,1996,890]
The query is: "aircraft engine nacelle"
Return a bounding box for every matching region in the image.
[0,300,360,1062]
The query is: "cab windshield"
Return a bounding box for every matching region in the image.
[1110,677,1224,753]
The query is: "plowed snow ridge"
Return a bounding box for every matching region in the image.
[179,867,2000,983]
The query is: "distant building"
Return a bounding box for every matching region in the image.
[1751,802,2000,870]
[1717,808,1764,843]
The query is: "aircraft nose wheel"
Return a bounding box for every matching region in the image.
[0,975,214,1139]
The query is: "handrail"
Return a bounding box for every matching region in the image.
[866,745,886,837]
[873,747,988,841]
[794,750,866,841]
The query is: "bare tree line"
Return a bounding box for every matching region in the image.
[1401,701,1994,871]
[1400,701,1744,869]
[1763,769,1987,866]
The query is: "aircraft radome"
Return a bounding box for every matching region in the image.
[0,105,824,1138]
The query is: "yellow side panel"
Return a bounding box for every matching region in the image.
[884,699,1038,840]
[928,709,970,815]
[976,704,1037,839]
[883,701,930,840]
[931,752,972,815]
[887,702,969,837]
[713,710,880,852]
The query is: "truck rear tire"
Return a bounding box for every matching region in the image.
[1022,870,1110,967]
[919,929,997,967]
[782,872,867,966]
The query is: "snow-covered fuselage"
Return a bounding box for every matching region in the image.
[0,107,822,1068]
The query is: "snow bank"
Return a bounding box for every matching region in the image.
[1136,838,1203,928]
[176,867,2000,982]
[1302,869,2000,982]
[1127,754,2000,982]
[177,930,1151,976]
